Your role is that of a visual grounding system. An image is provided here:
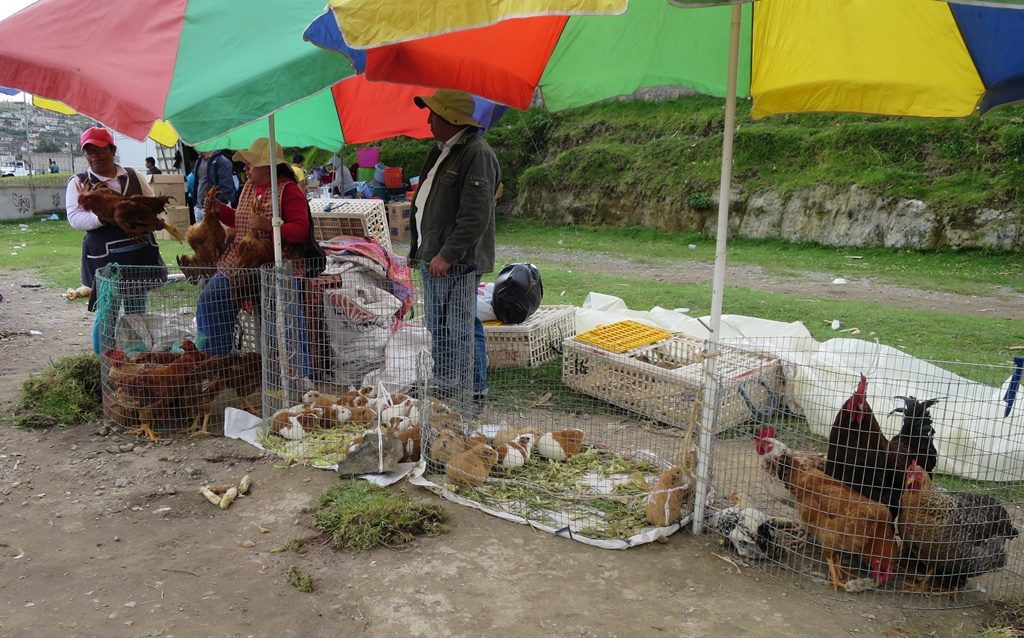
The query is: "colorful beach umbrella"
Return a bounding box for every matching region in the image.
[198,74,508,151]
[0,0,355,145]
[308,1,1024,118]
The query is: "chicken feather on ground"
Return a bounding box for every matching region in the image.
[899,461,1018,594]
[757,435,900,590]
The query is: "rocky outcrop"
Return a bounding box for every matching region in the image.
[516,184,1023,250]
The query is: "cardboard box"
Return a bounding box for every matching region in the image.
[386,201,412,243]
[155,206,190,241]
[146,174,188,207]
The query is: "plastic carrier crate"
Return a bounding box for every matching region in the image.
[308,198,392,253]
[484,305,576,369]
[574,320,672,353]
[562,334,785,432]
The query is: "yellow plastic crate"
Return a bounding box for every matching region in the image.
[573,320,671,353]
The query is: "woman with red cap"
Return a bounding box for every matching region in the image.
[65,126,168,352]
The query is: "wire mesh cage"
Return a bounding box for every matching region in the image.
[703,336,1024,608]
[96,263,263,441]
[255,250,425,468]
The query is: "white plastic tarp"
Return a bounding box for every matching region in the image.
[574,293,1024,482]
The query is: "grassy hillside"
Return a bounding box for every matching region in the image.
[310,95,1024,244]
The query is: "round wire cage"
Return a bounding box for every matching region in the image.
[96,263,264,441]
[704,336,1024,608]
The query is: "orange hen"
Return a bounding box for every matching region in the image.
[758,437,899,590]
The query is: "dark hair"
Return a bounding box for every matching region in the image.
[145,156,156,164]
[292,153,304,164]
[275,162,297,183]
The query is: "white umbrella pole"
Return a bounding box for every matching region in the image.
[693,3,741,535]
[267,115,290,407]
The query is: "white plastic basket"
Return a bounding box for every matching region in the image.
[484,305,576,369]
[308,198,392,253]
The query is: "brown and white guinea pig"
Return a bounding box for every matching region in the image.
[445,442,499,487]
[496,433,536,469]
[536,428,586,461]
[302,390,340,410]
[644,465,689,527]
[337,389,360,407]
[494,426,542,448]
[270,405,323,441]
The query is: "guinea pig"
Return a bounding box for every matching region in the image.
[445,442,499,487]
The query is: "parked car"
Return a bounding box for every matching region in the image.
[0,161,31,177]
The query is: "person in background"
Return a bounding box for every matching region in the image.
[328,149,356,197]
[65,126,167,351]
[291,153,306,187]
[409,89,500,414]
[144,156,162,175]
[194,138,311,355]
[172,149,183,173]
[193,149,236,222]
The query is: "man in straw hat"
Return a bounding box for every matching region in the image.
[411,89,501,413]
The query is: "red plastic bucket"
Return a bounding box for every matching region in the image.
[383,167,403,189]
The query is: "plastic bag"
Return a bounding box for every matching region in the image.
[476,281,496,322]
[491,263,543,325]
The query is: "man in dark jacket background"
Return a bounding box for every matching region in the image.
[410,89,500,413]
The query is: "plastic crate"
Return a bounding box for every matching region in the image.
[484,305,576,369]
[562,334,785,432]
[308,198,392,253]
[574,320,672,353]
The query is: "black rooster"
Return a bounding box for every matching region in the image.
[889,395,942,476]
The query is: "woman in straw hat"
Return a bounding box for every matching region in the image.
[195,137,311,355]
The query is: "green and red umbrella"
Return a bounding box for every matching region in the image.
[0,0,507,149]
[308,0,1024,118]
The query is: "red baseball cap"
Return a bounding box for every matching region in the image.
[80,126,115,149]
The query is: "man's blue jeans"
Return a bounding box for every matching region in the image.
[424,269,487,406]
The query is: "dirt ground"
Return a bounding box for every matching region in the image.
[0,265,1016,638]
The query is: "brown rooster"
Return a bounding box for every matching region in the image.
[899,461,1019,595]
[824,374,911,520]
[758,435,899,590]
[176,186,227,281]
[79,186,182,241]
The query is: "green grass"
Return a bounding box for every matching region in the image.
[498,96,1024,214]
[9,353,102,428]
[309,481,448,551]
[496,218,1024,296]
[284,566,315,593]
[0,218,191,290]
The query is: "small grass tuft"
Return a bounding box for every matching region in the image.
[10,353,102,428]
[284,565,315,593]
[310,481,448,551]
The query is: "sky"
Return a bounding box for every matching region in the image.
[0,0,41,101]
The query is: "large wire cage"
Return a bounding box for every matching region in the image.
[703,335,1024,608]
[256,250,427,468]
[96,263,264,441]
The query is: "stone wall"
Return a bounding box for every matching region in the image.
[0,184,66,221]
[517,184,1023,251]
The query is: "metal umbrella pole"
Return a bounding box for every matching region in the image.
[267,114,292,409]
[693,3,741,535]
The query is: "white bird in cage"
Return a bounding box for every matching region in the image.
[707,491,806,560]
